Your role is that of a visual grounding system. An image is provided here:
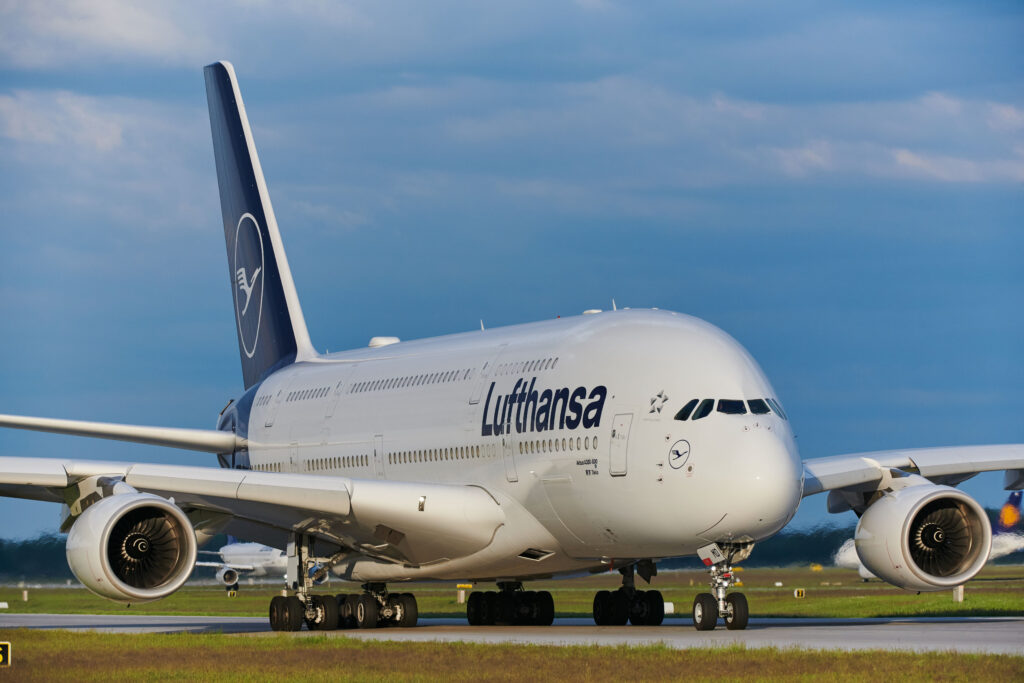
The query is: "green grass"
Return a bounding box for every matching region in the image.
[1,628,1022,681]
[3,566,1021,620]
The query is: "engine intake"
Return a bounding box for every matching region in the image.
[67,493,197,603]
[855,483,991,591]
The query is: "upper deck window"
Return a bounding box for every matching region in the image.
[717,399,747,415]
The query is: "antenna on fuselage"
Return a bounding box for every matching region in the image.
[480,319,485,331]
[612,299,617,311]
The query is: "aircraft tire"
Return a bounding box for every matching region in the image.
[608,589,629,625]
[692,593,717,631]
[395,593,418,628]
[269,595,287,631]
[535,591,555,626]
[645,590,665,626]
[593,590,612,625]
[628,589,648,625]
[466,591,484,625]
[355,594,379,629]
[284,596,305,631]
[307,595,338,631]
[724,593,749,631]
[481,591,498,625]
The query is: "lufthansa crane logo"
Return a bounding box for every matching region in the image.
[233,213,265,358]
[668,439,690,469]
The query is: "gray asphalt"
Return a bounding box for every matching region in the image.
[2,614,1022,654]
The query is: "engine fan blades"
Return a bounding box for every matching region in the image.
[107,508,184,588]
[909,501,973,577]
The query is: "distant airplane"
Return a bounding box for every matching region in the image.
[195,536,287,594]
[0,61,1022,634]
[835,491,1024,579]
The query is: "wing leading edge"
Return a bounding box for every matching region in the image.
[802,444,1024,497]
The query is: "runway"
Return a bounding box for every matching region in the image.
[2,614,1022,654]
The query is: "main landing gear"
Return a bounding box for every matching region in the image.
[592,561,664,626]
[266,533,419,632]
[691,543,750,631]
[466,582,555,626]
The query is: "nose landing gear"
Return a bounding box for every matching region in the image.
[692,542,751,631]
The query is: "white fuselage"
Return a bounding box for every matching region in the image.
[237,308,803,583]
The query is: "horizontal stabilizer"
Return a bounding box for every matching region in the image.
[0,414,244,454]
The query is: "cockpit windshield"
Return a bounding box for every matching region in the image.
[673,397,788,421]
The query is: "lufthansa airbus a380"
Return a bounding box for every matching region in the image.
[1,62,1022,632]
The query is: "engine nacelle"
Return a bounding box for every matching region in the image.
[66,493,197,603]
[216,566,239,586]
[855,484,991,591]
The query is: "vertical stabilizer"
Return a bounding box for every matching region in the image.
[204,61,316,388]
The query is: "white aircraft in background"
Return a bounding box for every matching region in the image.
[835,491,1024,580]
[194,536,287,593]
[1,61,1022,633]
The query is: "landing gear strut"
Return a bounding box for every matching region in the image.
[465,582,554,625]
[592,561,664,626]
[692,543,750,631]
[266,533,419,631]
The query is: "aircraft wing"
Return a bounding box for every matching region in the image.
[802,444,1024,496]
[0,457,505,567]
[194,561,257,571]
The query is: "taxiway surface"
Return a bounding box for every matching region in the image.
[2,614,1022,654]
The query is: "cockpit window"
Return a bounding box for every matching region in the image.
[766,398,788,420]
[748,399,771,415]
[691,398,715,420]
[674,398,699,421]
[717,399,747,415]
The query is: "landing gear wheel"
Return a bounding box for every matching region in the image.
[593,590,612,625]
[336,594,356,629]
[628,589,648,626]
[644,590,665,626]
[496,591,516,625]
[355,594,379,629]
[692,593,718,631]
[724,593,749,631]
[269,595,287,631]
[306,595,338,631]
[534,591,555,626]
[608,589,629,625]
[395,593,418,627]
[481,591,498,625]
[518,591,537,626]
[284,595,305,631]
[467,591,484,625]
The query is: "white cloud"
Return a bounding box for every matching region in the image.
[891,148,1024,183]
[0,0,211,68]
[987,103,1024,132]
[0,90,123,150]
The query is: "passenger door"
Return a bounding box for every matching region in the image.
[608,413,633,476]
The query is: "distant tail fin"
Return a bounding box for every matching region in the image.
[204,61,316,388]
[997,491,1022,533]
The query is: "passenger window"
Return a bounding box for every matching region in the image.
[748,399,771,415]
[674,399,699,421]
[691,399,715,420]
[717,399,747,415]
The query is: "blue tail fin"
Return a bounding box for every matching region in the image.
[204,61,316,388]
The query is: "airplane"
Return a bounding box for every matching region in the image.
[835,491,1024,580]
[1,61,1022,633]
[194,536,288,594]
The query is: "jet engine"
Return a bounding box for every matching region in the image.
[66,493,197,603]
[216,566,239,586]
[855,483,991,591]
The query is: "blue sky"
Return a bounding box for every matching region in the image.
[0,1,1021,539]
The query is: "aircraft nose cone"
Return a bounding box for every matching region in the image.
[726,429,803,539]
